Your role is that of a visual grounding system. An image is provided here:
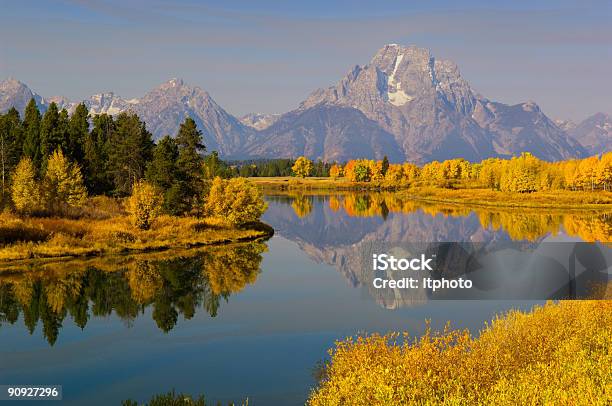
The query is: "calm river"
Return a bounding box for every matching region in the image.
[1,192,609,405]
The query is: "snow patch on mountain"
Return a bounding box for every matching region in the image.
[387,54,412,106]
[240,112,281,130]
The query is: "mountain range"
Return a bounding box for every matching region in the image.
[1,44,608,162]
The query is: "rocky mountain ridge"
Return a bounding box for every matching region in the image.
[0,77,252,156]
[1,44,605,161]
[297,44,586,162]
[565,112,612,154]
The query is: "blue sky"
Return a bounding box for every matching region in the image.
[1,0,610,121]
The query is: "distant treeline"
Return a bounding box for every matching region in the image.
[228,158,333,177]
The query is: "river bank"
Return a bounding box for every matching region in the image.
[251,177,612,210]
[0,211,273,263]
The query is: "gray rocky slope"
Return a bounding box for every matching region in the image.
[565,112,612,155]
[294,44,585,162]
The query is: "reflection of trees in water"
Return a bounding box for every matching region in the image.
[291,194,313,218]
[0,243,266,345]
[279,192,611,242]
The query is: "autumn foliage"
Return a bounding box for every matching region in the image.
[329,164,343,179]
[292,156,314,178]
[204,177,267,226]
[308,299,612,406]
[126,180,162,230]
[10,157,41,214]
[11,151,87,216]
[43,150,87,213]
[337,152,612,192]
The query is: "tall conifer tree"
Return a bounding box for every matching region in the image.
[0,108,22,196]
[84,113,114,194]
[22,98,42,168]
[108,112,153,195]
[40,102,66,165]
[175,117,205,198]
[67,103,89,164]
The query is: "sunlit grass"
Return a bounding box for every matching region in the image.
[405,186,612,209]
[0,197,272,262]
[251,177,612,209]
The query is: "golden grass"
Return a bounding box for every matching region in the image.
[0,209,273,262]
[251,177,612,210]
[404,187,612,210]
[250,177,383,191]
[308,298,612,406]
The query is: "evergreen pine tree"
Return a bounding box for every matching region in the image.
[146,135,179,189]
[381,155,390,176]
[108,112,154,195]
[40,102,67,164]
[175,117,205,196]
[0,109,22,196]
[22,98,42,168]
[5,107,24,153]
[67,103,89,164]
[203,151,225,179]
[84,113,114,194]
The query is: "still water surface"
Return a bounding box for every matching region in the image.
[1,192,607,405]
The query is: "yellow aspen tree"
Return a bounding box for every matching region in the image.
[204,177,267,225]
[369,160,384,181]
[577,156,598,190]
[127,180,162,230]
[11,157,41,214]
[329,164,343,179]
[292,156,314,178]
[43,149,87,213]
[402,163,420,182]
[596,152,612,191]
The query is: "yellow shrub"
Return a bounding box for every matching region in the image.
[308,300,612,406]
[204,177,267,226]
[126,180,162,230]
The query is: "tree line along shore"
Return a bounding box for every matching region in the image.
[254,153,612,209]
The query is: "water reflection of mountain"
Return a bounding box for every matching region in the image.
[0,243,266,345]
[264,195,385,247]
[263,193,611,308]
[264,194,501,308]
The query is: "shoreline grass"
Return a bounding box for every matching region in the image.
[250,176,384,190]
[251,177,612,210]
[0,238,269,276]
[0,210,273,263]
[402,187,612,210]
